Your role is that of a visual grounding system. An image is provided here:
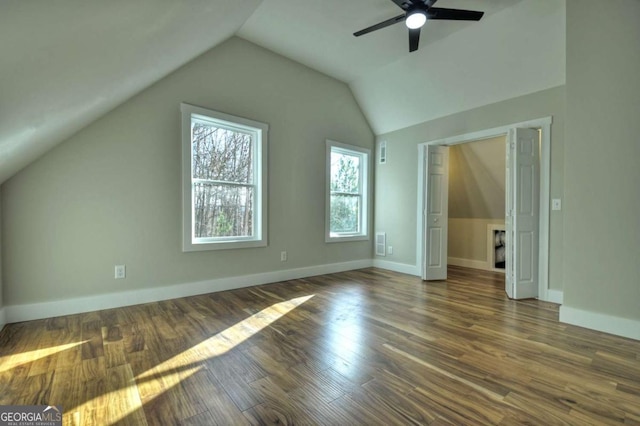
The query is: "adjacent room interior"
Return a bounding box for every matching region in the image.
[1,0,639,424]
[448,136,506,274]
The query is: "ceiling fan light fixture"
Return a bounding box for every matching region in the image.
[405,10,427,29]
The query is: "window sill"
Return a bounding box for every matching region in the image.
[325,234,369,243]
[182,239,267,252]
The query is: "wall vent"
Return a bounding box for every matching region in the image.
[378,141,387,164]
[375,232,386,256]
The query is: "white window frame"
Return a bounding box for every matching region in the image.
[325,140,370,243]
[181,103,268,252]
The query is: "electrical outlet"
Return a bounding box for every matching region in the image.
[388,246,393,255]
[115,264,126,279]
[280,251,287,262]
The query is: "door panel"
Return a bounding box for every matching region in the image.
[519,165,535,213]
[429,174,443,213]
[518,231,534,281]
[506,128,540,299]
[424,145,449,280]
[428,228,442,267]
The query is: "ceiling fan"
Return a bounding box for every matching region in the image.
[353,0,484,52]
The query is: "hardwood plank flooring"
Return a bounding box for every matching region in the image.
[1,266,639,425]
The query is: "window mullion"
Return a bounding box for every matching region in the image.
[330,191,360,196]
[193,178,254,188]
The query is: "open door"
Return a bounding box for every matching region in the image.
[423,145,449,281]
[505,128,540,299]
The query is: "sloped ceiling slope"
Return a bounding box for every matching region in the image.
[449,136,506,219]
[0,0,565,184]
[0,0,261,184]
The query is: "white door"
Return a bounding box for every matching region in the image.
[423,145,449,281]
[505,128,540,299]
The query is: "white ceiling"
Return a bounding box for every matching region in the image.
[352,0,566,134]
[237,0,522,83]
[0,0,565,184]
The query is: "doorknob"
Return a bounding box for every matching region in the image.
[434,218,439,223]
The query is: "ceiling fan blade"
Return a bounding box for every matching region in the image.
[354,13,406,37]
[427,7,484,21]
[409,28,421,52]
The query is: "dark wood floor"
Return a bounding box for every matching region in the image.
[1,266,639,425]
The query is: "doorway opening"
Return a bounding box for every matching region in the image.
[416,117,552,301]
[447,136,506,274]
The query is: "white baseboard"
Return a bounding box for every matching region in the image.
[372,259,420,276]
[4,259,373,324]
[545,289,564,304]
[448,257,492,272]
[559,306,640,341]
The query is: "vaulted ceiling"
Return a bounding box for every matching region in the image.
[0,0,565,184]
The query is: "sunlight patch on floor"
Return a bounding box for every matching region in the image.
[94,294,315,424]
[0,341,86,373]
[140,294,314,381]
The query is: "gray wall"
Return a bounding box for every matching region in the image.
[448,219,505,264]
[1,37,374,306]
[0,188,3,311]
[564,0,640,320]
[375,86,565,290]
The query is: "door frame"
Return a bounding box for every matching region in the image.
[416,116,552,301]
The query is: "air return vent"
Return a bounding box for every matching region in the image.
[378,141,387,164]
[375,232,386,256]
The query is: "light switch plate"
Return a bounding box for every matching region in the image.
[552,199,562,211]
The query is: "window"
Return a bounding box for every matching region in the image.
[181,103,268,251]
[326,140,370,242]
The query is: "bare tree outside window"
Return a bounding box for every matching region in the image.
[326,140,369,243]
[192,122,254,239]
[330,151,361,234]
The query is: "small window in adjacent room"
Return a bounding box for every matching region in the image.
[326,140,370,242]
[181,103,268,251]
